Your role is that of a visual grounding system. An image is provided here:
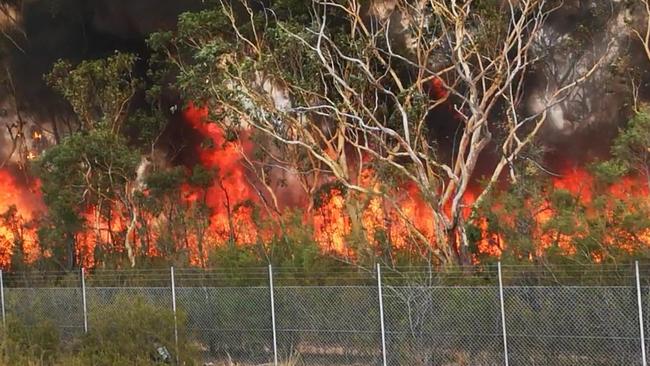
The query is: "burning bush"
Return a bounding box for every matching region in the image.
[0,1,649,271]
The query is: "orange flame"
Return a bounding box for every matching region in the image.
[0,170,42,267]
[181,105,260,264]
[0,102,648,269]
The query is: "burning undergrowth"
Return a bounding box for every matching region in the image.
[0,101,648,269]
[0,0,649,270]
[0,168,42,267]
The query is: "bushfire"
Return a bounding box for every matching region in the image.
[0,107,648,268]
[0,170,42,267]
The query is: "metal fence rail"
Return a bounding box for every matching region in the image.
[2,262,650,366]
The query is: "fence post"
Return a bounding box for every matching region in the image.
[81,267,88,333]
[0,269,5,327]
[498,262,509,366]
[377,264,388,366]
[170,266,179,363]
[268,265,278,366]
[636,261,647,366]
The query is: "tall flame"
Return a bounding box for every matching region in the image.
[0,103,647,268]
[0,170,42,266]
[181,105,259,264]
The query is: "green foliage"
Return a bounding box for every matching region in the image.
[34,128,139,268]
[144,1,516,267]
[261,22,322,90]
[19,0,648,272]
[124,111,168,149]
[472,0,509,55]
[145,167,186,199]
[79,295,195,365]
[611,108,650,178]
[204,210,350,285]
[0,317,61,365]
[473,147,650,266]
[45,53,141,130]
[593,107,650,185]
[0,296,198,366]
[592,159,628,184]
[188,165,215,188]
[37,129,139,202]
[270,0,312,21]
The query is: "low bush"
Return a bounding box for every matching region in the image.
[0,317,61,365]
[0,295,199,365]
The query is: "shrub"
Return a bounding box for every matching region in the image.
[0,294,199,365]
[0,317,61,365]
[78,294,197,365]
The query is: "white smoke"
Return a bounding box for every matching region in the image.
[0,98,56,165]
[527,0,633,139]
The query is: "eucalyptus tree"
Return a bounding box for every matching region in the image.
[151,0,605,264]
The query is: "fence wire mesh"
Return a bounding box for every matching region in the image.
[177,286,273,365]
[1,264,650,365]
[4,287,85,338]
[275,286,382,365]
[505,286,640,365]
[384,286,503,366]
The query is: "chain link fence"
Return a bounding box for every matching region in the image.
[2,263,650,365]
